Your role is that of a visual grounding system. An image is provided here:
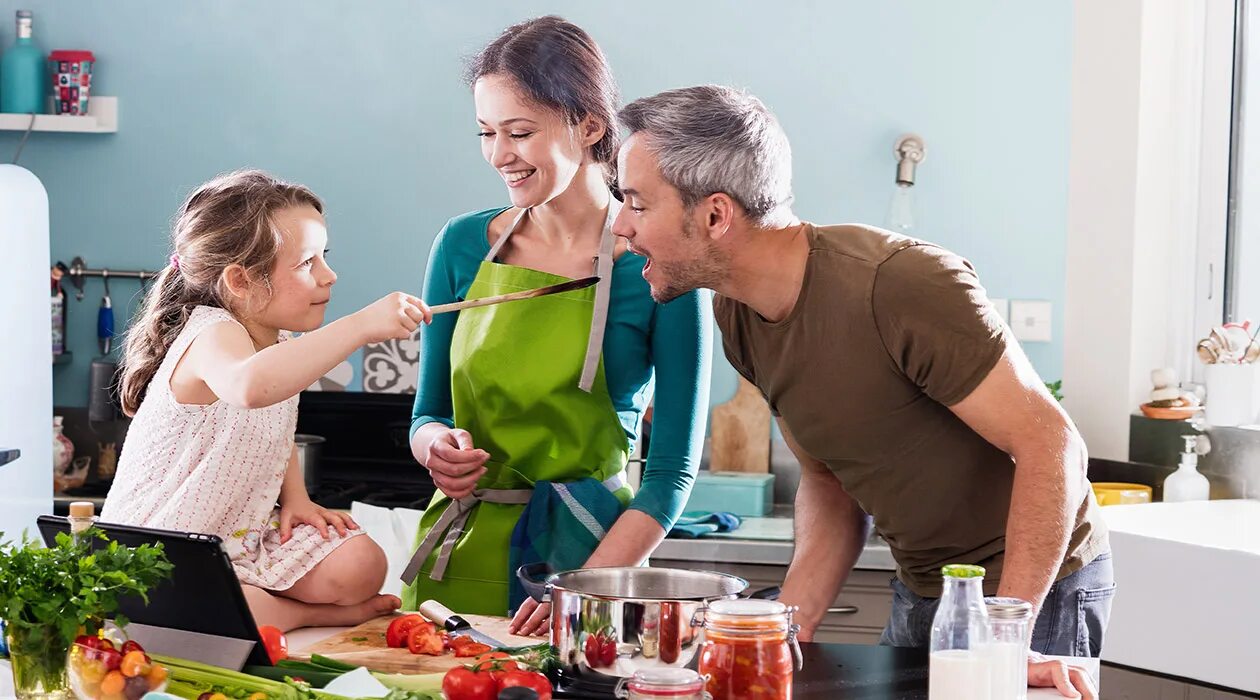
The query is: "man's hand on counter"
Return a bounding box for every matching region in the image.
[1028,652,1097,699]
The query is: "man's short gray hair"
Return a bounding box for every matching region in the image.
[619,85,793,227]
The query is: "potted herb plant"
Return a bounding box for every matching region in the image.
[0,527,171,699]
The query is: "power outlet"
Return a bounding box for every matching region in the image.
[1009,300,1052,342]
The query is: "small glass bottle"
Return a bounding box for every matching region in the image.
[986,597,1032,700]
[67,501,97,544]
[0,10,47,114]
[616,668,707,700]
[697,598,798,700]
[929,564,992,700]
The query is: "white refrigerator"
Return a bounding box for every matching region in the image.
[0,164,52,539]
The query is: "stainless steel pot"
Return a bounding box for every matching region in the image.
[518,565,748,685]
[294,434,324,493]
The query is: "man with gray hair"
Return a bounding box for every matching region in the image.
[614,85,1109,698]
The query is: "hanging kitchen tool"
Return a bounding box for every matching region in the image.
[97,268,114,355]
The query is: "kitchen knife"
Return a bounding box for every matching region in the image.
[418,599,508,649]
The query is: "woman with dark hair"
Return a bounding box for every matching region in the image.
[400,16,711,631]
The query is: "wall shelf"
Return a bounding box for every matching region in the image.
[0,96,118,133]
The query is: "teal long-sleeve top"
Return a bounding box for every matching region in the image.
[410,207,713,531]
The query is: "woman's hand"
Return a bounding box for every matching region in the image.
[508,598,552,637]
[424,428,490,499]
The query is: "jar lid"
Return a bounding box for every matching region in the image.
[708,598,786,616]
[628,667,704,692]
[985,596,1033,620]
[941,564,986,579]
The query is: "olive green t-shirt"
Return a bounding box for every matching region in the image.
[714,223,1107,597]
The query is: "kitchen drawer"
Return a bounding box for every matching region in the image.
[650,560,894,642]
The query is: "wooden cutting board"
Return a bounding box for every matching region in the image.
[708,376,770,473]
[291,614,538,675]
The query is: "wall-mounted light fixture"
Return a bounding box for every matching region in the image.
[888,133,926,233]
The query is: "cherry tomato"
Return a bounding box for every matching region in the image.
[257,625,288,664]
[120,640,145,656]
[385,614,427,649]
[99,648,123,672]
[442,666,497,700]
[583,633,602,668]
[499,669,553,700]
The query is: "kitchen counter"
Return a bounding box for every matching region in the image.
[651,506,897,571]
[0,632,1097,699]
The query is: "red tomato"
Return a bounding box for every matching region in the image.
[385,614,427,649]
[471,652,520,684]
[257,625,288,664]
[499,670,553,700]
[406,626,444,655]
[599,636,617,667]
[74,635,102,650]
[583,628,617,668]
[120,640,144,656]
[454,641,492,658]
[442,666,497,700]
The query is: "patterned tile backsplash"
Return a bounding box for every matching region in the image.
[362,339,420,394]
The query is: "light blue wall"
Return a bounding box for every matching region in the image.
[0,0,1069,408]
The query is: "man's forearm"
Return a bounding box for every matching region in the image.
[997,435,1086,616]
[779,467,869,639]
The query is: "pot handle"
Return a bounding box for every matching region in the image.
[747,586,780,600]
[515,563,552,602]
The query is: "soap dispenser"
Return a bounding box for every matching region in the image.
[1163,435,1211,502]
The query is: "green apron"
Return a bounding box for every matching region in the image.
[400,203,632,616]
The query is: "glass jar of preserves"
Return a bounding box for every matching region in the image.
[697,598,800,700]
[616,668,708,700]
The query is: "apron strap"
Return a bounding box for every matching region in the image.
[399,468,629,585]
[400,488,534,584]
[480,201,622,393]
[484,208,529,262]
[579,204,619,392]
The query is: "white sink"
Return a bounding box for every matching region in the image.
[1102,499,1260,693]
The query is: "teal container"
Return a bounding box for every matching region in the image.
[0,10,47,114]
[682,471,775,517]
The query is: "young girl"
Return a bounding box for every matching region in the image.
[101,169,431,631]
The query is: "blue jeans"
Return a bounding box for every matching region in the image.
[878,551,1115,657]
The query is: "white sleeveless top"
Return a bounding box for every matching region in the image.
[101,306,362,590]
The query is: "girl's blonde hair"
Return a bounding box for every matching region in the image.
[119,169,323,416]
